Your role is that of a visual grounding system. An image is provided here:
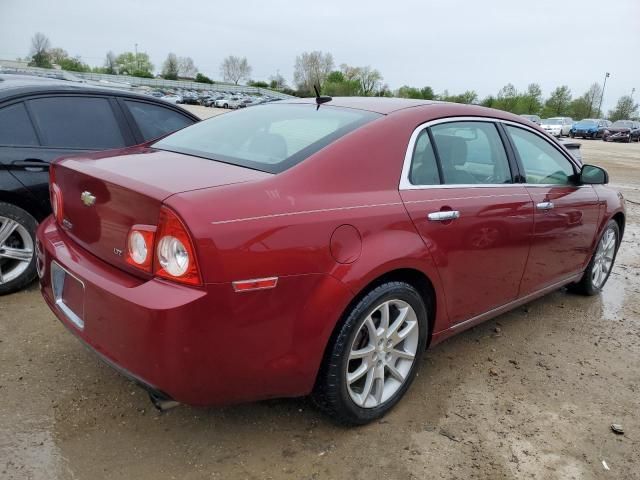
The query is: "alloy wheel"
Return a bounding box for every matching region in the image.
[0,216,34,285]
[346,299,419,408]
[591,227,616,289]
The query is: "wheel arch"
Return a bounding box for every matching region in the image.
[612,211,625,240]
[312,266,439,393]
[0,189,48,222]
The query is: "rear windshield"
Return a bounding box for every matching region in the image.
[543,118,561,125]
[153,103,381,173]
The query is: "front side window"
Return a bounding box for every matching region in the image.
[28,96,125,149]
[0,102,39,146]
[154,104,381,173]
[506,125,575,185]
[124,100,193,141]
[430,121,512,185]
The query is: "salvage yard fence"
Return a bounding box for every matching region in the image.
[0,61,294,99]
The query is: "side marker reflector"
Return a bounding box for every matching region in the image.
[232,277,278,292]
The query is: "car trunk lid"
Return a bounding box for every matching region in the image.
[53,147,270,275]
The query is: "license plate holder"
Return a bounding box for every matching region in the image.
[51,261,85,330]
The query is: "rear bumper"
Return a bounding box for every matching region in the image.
[37,216,353,406]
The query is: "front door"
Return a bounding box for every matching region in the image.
[503,125,601,295]
[400,120,534,325]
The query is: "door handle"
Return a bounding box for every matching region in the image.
[536,201,554,211]
[12,159,49,172]
[427,210,460,222]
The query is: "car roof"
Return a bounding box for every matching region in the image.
[278,96,438,114]
[0,74,197,118]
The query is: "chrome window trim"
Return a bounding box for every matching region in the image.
[399,116,582,191]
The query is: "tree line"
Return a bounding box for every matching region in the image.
[24,34,638,120]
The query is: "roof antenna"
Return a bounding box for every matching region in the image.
[314,84,332,110]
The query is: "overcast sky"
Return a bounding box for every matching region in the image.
[1,0,638,112]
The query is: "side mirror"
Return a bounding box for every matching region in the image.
[580,164,608,185]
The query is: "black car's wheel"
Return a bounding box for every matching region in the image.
[569,219,620,296]
[312,282,428,425]
[591,132,597,140]
[0,202,38,295]
[569,132,575,138]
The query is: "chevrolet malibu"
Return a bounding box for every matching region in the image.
[37,98,625,424]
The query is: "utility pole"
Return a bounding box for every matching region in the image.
[597,72,610,117]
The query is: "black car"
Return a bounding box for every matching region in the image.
[0,74,199,294]
[603,120,640,143]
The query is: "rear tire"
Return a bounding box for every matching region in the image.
[312,281,428,425]
[0,202,38,295]
[568,219,620,296]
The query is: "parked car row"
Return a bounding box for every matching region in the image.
[149,88,279,109]
[530,115,639,143]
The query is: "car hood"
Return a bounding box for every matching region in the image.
[574,123,598,129]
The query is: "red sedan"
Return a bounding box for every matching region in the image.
[37,97,625,424]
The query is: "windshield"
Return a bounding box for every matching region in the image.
[612,121,633,128]
[153,104,381,173]
[543,119,561,125]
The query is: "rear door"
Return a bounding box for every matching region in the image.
[503,125,601,294]
[2,95,133,211]
[400,119,534,326]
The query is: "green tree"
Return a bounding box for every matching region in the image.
[161,53,179,80]
[420,86,435,100]
[249,80,269,88]
[517,83,543,114]
[608,95,638,121]
[569,96,592,120]
[28,32,51,68]
[494,84,519,112]
[115,51,154,77]
[195,73,214,84]
[56,56,90,72]
[323,70,360,96]
[103,51,117,74]
[397,85,425,99]
[541,86,572,117]
[480,95,497,108]
[440,90,478,104]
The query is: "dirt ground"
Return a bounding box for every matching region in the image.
[1,132,639,479]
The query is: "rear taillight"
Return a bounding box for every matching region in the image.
[153,206,201,286]
[50,183,63,224]
[125,225,156,272]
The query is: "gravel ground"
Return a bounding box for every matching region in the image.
[1,130,639,479]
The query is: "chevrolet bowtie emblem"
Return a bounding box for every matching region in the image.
[80,191,96,206]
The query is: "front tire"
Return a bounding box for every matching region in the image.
[569,220,620,296]
[0,202,38,295]
[312,282,428,425]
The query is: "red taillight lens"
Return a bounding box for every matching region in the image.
[153,207,201,286]
[50,183,63,224]
[125,225,156,272]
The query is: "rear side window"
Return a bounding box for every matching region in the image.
[431,121,512,185]
[153,104,381,173]
[28,96,126,149]
[506,126,575,184]
[124,100,193,141]
[409,130,440,185]
[0,103,39,146]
